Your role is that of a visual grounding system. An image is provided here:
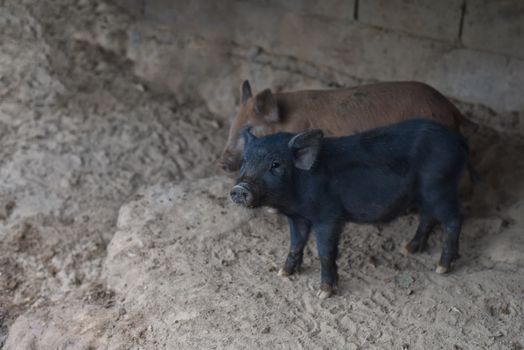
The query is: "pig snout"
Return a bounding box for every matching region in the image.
[230,183,254,206]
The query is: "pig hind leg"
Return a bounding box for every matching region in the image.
[420,186,462,274]
[435,213,461,274]
[312,221,342,299]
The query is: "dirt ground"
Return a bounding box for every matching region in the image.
[1,1,523,349]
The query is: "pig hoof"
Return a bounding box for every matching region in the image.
[316,284,334,299]
[435,264,450,274]
[402,244,415,255]
[403,241,423,255]
[277,268,290,277]
[317,289,332,299]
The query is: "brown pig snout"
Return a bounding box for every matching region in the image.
[220,152,243,172]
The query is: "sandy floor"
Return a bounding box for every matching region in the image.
[0,1,226,343]
[0,1,523,349]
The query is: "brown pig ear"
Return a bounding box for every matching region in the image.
[241,80,252,105]
[253,88,279,123]
[288,129,324,170]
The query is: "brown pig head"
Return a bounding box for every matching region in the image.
[220,80,280,172]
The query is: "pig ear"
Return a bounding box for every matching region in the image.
[288,129,324,170]
[254,89,279,123]
[241,80,252,105]
[241,125,257,145]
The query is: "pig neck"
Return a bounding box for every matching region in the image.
[273,93,315,131]
[319,135,366,171]
[275,167,341,222]
[263,182,296,215]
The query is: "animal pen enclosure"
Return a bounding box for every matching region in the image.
[1,1,523,349]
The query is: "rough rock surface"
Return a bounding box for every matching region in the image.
[0,0,227,344]
[6,176,524,349]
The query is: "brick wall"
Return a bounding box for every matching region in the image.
[116,0,524,118]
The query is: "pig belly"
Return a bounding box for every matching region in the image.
[336,168,414,223]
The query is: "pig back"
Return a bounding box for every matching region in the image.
[276,81,463,136]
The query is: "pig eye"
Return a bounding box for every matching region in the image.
[271,161,280,169]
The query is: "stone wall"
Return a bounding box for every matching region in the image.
[113,0,524,120]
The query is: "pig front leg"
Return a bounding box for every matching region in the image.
[279,216,311,277]
[312,221,342,299]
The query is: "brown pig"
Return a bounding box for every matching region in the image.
[220,80,466,172]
